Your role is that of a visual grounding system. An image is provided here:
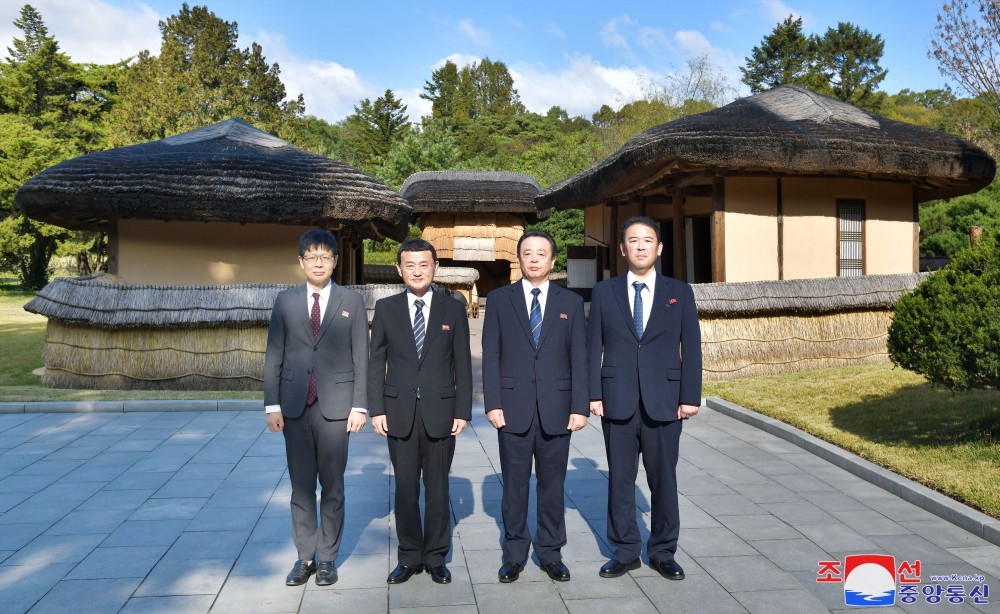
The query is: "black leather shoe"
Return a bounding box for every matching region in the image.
[427,564,452,584]
[285,559,315,586]
[540,560,571,582]
[650,559,685,580]
[315,560,337,585]
[498,561,523,583]
[599,558,640,578]
[387,563,423,584]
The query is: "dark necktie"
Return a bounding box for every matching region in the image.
[633,281,645,338]
[529,287,542,348]
[413,299,425,360]
[306,292,320,406]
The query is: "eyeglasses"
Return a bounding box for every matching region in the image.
[301,255,335,264]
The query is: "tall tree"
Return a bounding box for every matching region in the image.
[468,57,524,119]
[0,5,119,289]
[420,61,468,126]
[929,0,1000,146]
[740,15,819,93]
[344,89,410,165]
[107,3,302,146]
[814,22,888,110]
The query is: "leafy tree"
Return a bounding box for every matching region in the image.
[814,22,888,110]
[930,0,1000,143]
[740,15,819,93]
[107,3,302,146]
[0,5,118,289]
[421,60,467,127]
[374,120,461,190]
[343,89,410,166]
[888,233,1000,390]
[919,178,1000,258]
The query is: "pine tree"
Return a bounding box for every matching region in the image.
[815,22,888,110]
[740,15,819,93]
[344,89,410,165]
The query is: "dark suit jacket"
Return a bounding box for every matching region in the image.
[263,283,369,420]
[482,281,588,435]
[587,274,701,422]
[368,290,473,439]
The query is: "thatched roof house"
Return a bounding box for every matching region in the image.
[537,85,995,286]
[17,118,411,285]
[401,171,543,293]
[364,264,482,316]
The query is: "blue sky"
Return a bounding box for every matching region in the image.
[0,0,955,123]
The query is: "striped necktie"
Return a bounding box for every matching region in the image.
[633,282,645,338]
[529,287,542,348]
[413,299,425,360]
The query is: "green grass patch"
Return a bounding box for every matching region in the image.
[363,251,397,266]
[705,363,1000,519]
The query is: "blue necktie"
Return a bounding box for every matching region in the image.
[529,288,542,348]
[413,299,425,359]
[633,281,645,338]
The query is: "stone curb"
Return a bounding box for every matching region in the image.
[705,396,1000,547]
[0,399,263,414]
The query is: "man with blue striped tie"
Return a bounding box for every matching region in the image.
[482,229,589,583]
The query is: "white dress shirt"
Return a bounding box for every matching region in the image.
[406,289,433,328]
[265,281,365,414]
[521,278,550,316]
[626,270,656,333]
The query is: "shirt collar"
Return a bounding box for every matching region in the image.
[522,278,550,297]
[627,270,656,291]
[308,281,333,299]
[406,288,432,308]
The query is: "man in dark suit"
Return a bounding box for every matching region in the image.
[264,228,369,587]
[588,215,702,581]
[368,239,472,585]
[482,229,588,583]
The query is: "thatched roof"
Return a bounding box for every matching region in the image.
[15,118,411,240]
[537,85,996,210]
[692,272,929,317]
[401,171,547,218]
[23,274,465,328]
[365,264,480,285]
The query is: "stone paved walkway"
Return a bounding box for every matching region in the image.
[1,318,998,613]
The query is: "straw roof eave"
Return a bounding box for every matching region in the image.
[401,171,542,215]
[536,85,996,211]
[15,119,412,241]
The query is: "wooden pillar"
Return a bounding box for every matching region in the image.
[913,187,920,272]
[609,202,619,277]
[711,176,725,283]
[106,222,119,275]
[672,184,685,281]
[777,177,784,280]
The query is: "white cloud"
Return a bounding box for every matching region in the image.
[674,30,714,57]
[637,26,671,52]
[252,31,374,123]
[600,15,636,50]
[398,87,432,124]
[758,0,805,24]
[434,53,482,70]
[710,21,736,33]
[457,18,490,45]
[511,56,653,118]
[0,0,161,64]
[546,23,566,40]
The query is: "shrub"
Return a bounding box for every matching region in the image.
[888,234,1000,390]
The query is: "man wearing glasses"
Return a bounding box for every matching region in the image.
[264,228,369,587]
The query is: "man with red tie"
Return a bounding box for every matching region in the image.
[264,229,369,587]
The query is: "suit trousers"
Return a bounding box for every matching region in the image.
[387,400,456,567]
[602,402,682,564]
[498,408,571,566]
[282,402,350,562]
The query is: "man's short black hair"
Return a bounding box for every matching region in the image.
[517,229,557,257]
[397,238,438,264]
[620,215,661,244]
[299,228,338,257]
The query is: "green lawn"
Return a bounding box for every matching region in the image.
[705,364,1000,519]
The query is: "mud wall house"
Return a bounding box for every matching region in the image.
[536,85,995,286]
[401,171,545,296]
[535,85,995,379]
[16,118,411,390]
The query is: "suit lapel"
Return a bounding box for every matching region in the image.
[506,282,534,347]
[644,275,669,335]
[612,275,640,341]
[316,283,344,344]
[421,292,446,366]
[536,284,560,350]
[300,284,315,340]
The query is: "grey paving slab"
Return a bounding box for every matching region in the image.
[1,385,998,613]
[0,562,76,614]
